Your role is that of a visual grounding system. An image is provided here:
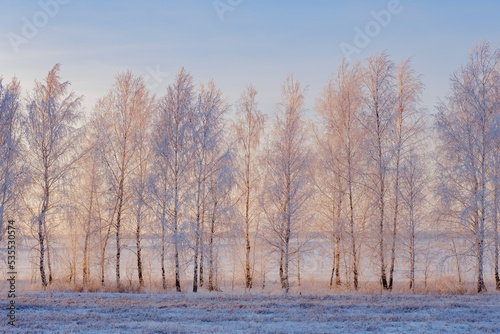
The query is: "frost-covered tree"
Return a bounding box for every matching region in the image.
[316,60,364,289]
[81,110,119,287]
[399,149,428,292]
[152,67,195,291]
[263,75,312,293]
[74,126,102,287]
[233,85,265,289]
[24,64,83,287]
[94,71,154,289]
[206,147,234,291]
[0,77,22,242]
[436,41,500,293]
[493,144,500,290]
[361,52,395,290]
[130,92,154,287]
[388,58,424,290]
[191,80,228,292]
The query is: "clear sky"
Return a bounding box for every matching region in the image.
[1,0,500,118]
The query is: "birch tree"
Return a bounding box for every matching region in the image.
[94,71,154,289]
[24,64,83,287]
[191,80,228,292]
[493,147,500,290]
[361,52,395,290]
[491,48,500,292]
[233,85,265,289]
[263,75,312,293]
[206,148,233,291]
[76,112,118,288]
[388,58,424,290]
[152,67,195,291]
[436,41,500,293]
[399,150,427,292]
[75,128,102,287]
[148,161,170,289]
[0,77,22,241]
[130,94,154,287]
[316,60,364,289]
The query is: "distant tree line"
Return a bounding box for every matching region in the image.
[1,41,499,294]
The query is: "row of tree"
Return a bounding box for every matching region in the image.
[1,41,499,293]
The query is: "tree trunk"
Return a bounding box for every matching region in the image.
[174,217,181,292]
[43,217,53,284]
[284,174,292,294]
[329,241,336,287]
[208,202,216,291]
[38,179,50,287]
[174,180,181,292]
[409,204,415,293]
[334,182,342,286]
[376,107,388,290]
[284,232,290,294]
[495,178,500,290]
[100,246,105,287]
[83,232,90,286]
[245,174,252,289]
[116,180,124,290]
[83,192,93,287]
[70,234,77,284]
[477,212,486,293]
[261,257,266,290]
[348,184,358,289]
[477,236,486,293]
[193,177,202,293]
[199,201,205,288]
[136,210,144,287]
[390,85,406,291]
[477,147,486,293]
[335,235,341,285]
[389,136,402,290]
[284,210,291,294]
[297,245,301,290]
[348,149,358,290]
[279,246,285,289]
[100,209,113,288]
[451,237,462,285]
[161,202,167,290]
[100,232,107,287]
[38,213,47,287]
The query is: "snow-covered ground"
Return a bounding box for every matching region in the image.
[1,292,499,333]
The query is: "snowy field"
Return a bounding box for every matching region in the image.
[1,292,499,333]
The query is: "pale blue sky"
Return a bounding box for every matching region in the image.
[1,0,500,118]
